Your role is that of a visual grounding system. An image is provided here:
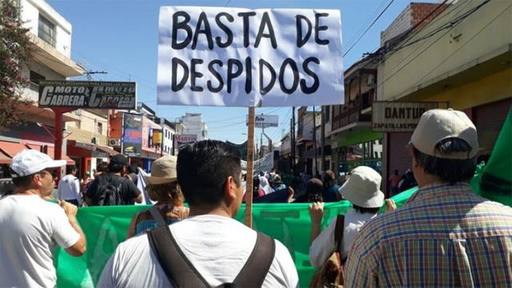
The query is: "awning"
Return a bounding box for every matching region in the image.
[46,147,75,165]
[67,140,110,158]
[24,143,75,165]
[0,141,29,157]
[0,151,11,164]
[96,145,119,156]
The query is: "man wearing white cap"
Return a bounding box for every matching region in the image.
[0,150,86,288]
[309,166,384,268]
[345,109,512,287]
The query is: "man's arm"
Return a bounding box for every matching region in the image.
[59,200,86,256]
[52,201,86,256]
[309,202,324,242]
[127,180,143,203]
[65,216,86,256]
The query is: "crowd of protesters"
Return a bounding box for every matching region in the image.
[0,108,511,287]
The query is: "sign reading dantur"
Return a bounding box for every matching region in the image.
[157,7,344,107]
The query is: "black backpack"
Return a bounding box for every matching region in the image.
[147,207,276,288]
[91,175,122,206]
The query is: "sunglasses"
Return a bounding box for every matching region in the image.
[37,169,57,179]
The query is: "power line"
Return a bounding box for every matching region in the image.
[415,1,510,86]
[392,0,487,54]
[343,0,396,57]
[375,0,493,93]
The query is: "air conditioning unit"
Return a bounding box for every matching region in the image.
[108,138,120,147]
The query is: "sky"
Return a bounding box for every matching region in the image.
[46,0,437,145]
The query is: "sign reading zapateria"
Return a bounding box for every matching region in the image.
[38,81,136,109]
[372,101,445,132]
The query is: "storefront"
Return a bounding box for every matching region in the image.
[331,127,383,176]
[67,140,117,178]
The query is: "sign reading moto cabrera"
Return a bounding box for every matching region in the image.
[157,7,344,107]
[39,81,136,109]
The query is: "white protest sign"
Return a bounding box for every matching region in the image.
[157,7,344,107]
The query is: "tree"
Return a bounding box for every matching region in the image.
[0,0,32,129]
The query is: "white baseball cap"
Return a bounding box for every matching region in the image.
[410,109,479,159]
[10,149,66,178]
[340,166,384,208]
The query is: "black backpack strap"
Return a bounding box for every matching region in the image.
[231,232,276,287]
[334,215,345,254]
[149,206,167,227]
[148,225,210,288]
[148,228,276,288]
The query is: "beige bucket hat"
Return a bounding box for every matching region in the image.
[340,166,384,208]
[146,155,177,185]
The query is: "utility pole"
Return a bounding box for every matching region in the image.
[291,107,296,174]
[313,106,318,176]
[321,106,326,173]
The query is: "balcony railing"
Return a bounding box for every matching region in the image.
[331,89,375,131]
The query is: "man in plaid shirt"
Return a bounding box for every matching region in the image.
[345,109,512,287]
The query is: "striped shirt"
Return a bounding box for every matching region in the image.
[345,182,512,287]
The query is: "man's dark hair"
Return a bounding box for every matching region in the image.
[108,163,124,173]
[412,137,477,184]
[97,162,108,173]
[177,140,242,207]
[394,169,399,175]
[352,204,380,214]
[323,170,336,188]
[11,174,34,188]
[127,164,138,175]
[306,178,324,202]
[108,155,128,173]
[66,166,77,175]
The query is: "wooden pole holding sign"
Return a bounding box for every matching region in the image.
[245,106,255,228]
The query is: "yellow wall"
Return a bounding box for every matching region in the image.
[65,110,108,145]
[378,0,512,101]
[413,67,511,110]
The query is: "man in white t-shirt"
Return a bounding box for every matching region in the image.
[98,140,298,287]
[0,150,86,288]
[57,165,81,206]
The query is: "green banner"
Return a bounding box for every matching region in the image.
[55,189,416,288]
[472,109,512,206]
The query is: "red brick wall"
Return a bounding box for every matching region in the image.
[410,3,449,29]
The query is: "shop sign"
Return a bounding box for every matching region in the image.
[122,113,143,156]
[247,114,279,128]
[39,81,136,109]
[372,101,445,132]
[175,134,197,144]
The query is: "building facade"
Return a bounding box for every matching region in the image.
[377,0,512,193]
[179,113,208,141]
[329,57,383,176]
[0,0,84,173]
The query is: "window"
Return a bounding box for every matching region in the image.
[97,122,103,134]
[38,14,56,47]
[29,71,45,85]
